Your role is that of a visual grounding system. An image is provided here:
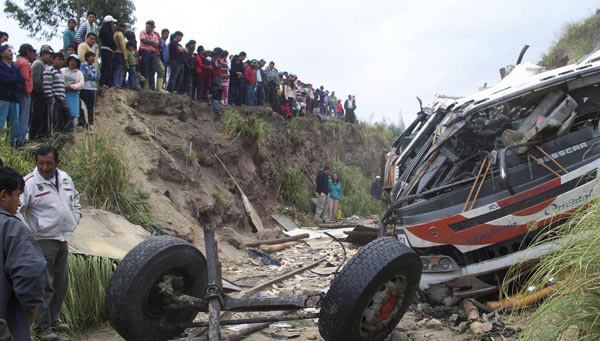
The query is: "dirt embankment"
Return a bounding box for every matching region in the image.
[93,88,387,249]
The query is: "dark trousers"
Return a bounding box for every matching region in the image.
[229,81,242,105]
[30,91,47,140]
[168,61,184,93]
[80,89,96,126]
[266,82,279,112]
[196,74,207,100]
[141,50,157,90]
[257,83,266,106]
[33,240,69,332]
[52,99,68,134]
[184,73,195,98]
[112,53,125,88]
[99,49,113,87]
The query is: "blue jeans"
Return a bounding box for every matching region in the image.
[257,84,266,105]
[112,54,125,88]
[168,61,184,93]
[245,84,257,106]
[127,66,140,89]
[141,50,157,90]
[0,100,19,142]
[18,93,31,145]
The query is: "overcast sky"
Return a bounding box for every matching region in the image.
[3,0,599,124]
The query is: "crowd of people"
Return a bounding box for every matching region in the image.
[0,13,360,148]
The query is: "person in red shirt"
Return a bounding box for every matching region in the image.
[280,101,291,119]
[244,60,257,105]
[336,99,344,120]
[194,45,211,100]
[15,44,36,146]
[139,20,161,90]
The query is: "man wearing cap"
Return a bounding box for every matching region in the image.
[15,44,36,146]
[371,176,382,200]
[30,46,54,141]
[74,11,97,45]
[0,32,8,44]
[139,20,161,90]
[0,44,25,143]
[63,19,77,53]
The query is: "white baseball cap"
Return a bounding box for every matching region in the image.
[103,15,117,23]
[376,176,381,179]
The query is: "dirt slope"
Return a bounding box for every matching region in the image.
[93,88,387,249]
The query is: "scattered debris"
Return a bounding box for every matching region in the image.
[271,214,300,231]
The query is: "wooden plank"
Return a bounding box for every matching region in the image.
[271,214,300,231]
[244,233,310,247]
[215,154,264,232]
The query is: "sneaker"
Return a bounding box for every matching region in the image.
[51,322,69,333]
[38,330,59,341]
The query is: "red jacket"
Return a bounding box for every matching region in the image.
[336,102,343,113]
[244,66,256,85]
[195,55,209,74]
[280,105,291,117]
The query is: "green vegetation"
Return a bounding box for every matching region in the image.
[0,138,35,176]
[222,108,270,152]
[59,255,117,333]
[540,11,600,67]
[328,157,387,217]
[61,132,155,226]
[507,200,600,340]
[287,120,304,148]
[355,121,394,149]
[273,162,313,214]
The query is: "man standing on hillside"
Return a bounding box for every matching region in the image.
[371,176,382,200]
[344,95,356,123]
[30,46,54,141]
[62,19,76,53]
[74,12,97,45]
[314,165,331,224]
[19,146,82,341]
[139,20,161,90]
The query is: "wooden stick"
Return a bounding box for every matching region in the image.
[225,311,293,341]
[469,158,492,211]
[244,233,310,247]
[463,159,487,213]
[529,154,561,178]
[536,145,568,174]
[260,241,298,253]
[318,223,356,229]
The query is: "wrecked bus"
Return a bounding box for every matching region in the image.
[380,50,600,305]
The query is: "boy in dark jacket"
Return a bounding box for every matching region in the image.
[314,165,331,223]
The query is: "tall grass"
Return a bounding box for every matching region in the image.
[61,132,155,226]
[506,199,600,340]
[273,162,313,214]
[222,108,270,152]
[0,137,35,176]
[328,157,387,217]
[60,254,118,333]
[540,11,600,67]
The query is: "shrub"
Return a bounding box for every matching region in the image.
[61,132,155,226]
[273,162,313,214]
[222,108,270,152]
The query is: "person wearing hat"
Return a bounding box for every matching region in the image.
[371,175,382,200]
[139,20,161,90]
[98,15,117,87]
[74,11,97,45]
[60,55,84,133]
[15,44,36,146]
[30,46,54,141]
[63,19,77,53]
[0,43,25,143]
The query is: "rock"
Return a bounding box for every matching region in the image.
[558,326,579,341]
[396,319,417,331]
[306,334,317,340]
[448,313,460,326]
[424,318,443,330]
[389,330,409,341]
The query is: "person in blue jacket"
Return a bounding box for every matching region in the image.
[327,173,342,221]
[0,43,25,143]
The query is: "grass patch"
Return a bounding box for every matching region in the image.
[355,121,393,149]
[0,137,35,176]
[287,120,303,148]
[222,108,270,152]
[59,254,117,334]
[273,162,313,214]
[61,132,155,226]
[328,157,387,217]
[540,11,600,67]
[506,198,600,340]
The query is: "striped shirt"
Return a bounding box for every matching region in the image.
[75,22,97,44]
[42,66,65,100]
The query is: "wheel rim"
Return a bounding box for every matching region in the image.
[359,275,407,337]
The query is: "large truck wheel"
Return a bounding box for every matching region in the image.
[106,236,207,341]
[318,237,422,341]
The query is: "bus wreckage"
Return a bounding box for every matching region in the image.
[381,48,600,305]
[104,49,600,341]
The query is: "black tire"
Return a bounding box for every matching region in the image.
[318,237,422,341]
[106,236,208,341]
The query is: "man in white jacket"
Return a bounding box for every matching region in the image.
[19,146,81,340]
